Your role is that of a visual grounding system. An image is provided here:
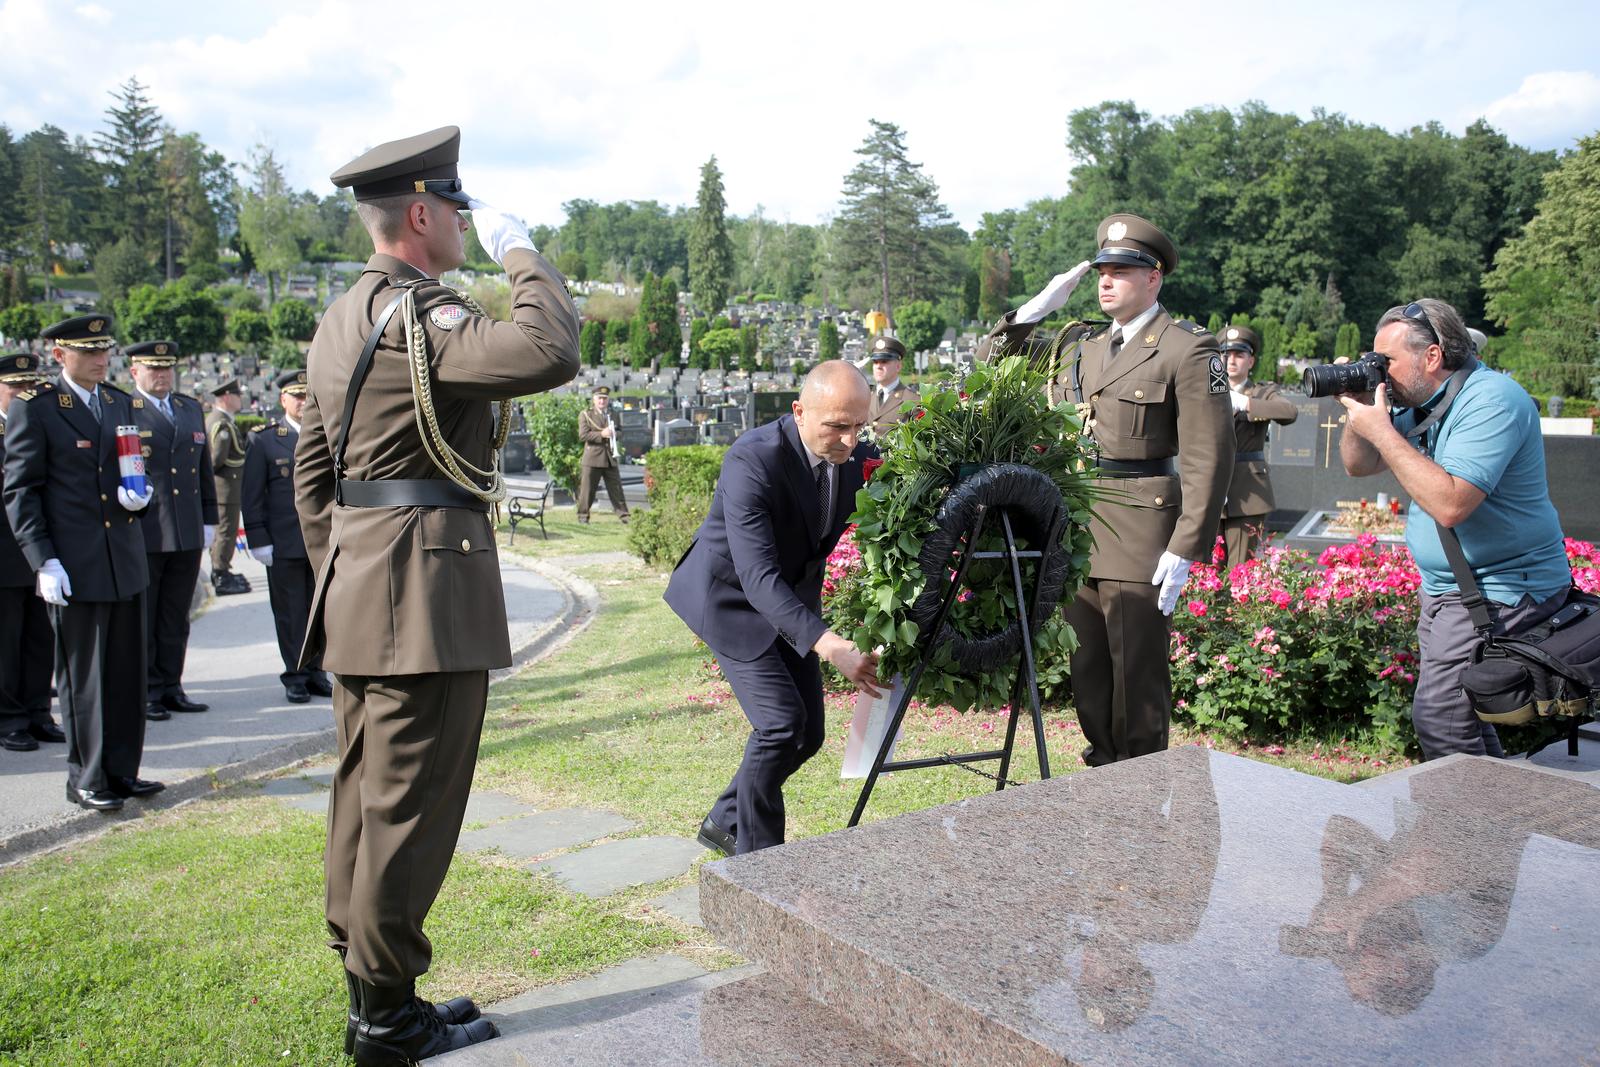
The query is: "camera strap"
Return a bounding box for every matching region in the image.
[1435,521,1496,636]
[1401,358,1478,445]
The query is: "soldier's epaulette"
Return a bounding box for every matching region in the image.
[249,423,268,434]
[18,381,51,402]
[1177,320,1210,336]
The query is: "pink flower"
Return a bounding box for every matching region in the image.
[1187,600,1207,617]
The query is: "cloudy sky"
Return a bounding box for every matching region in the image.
[2,0,1597,230]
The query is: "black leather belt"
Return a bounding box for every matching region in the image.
[337,478,486,510]
[1093,457,1176,478]
[1235,450,1266,462]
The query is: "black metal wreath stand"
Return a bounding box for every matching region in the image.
[847,500,1063,828]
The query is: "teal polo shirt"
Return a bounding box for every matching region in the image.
[1394,365,1570,605]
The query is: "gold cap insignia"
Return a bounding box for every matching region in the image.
[874,338,886,350]
[1106,221,1128,242]
[89,319,104,332]
[155,343,169,355]
[16,356,28,369]
[1226,328,1239,340]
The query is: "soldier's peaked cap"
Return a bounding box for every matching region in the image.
[1091,213,1178,274]
[0,352,47,383]
[212,378,241,397]
[330,126,471,205]
[1218,325,1261,356]
[42,313,117,350]
[870,336,906,360]
[275,369,308,395]
[126,339,180,366]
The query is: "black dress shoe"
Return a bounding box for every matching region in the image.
[340,968,481,1057]
[109,776,165,798]
[697,816,736,856]
[27,721,66,743]
[67,786,124,812]
[145,702,172,721]
[162,693,209,713]
[305,674,334,698]
[353,979,497,1066]
[285,682,311,704]
[3,729,39,752]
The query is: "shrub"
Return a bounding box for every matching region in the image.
[627,445,727,566]
[524,393,588,491]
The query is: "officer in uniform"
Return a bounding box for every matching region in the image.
[979,214,1232,766]
[243,369,330,705]
[3,315,161,811]
[296,126,579,1062]
[576,386,629,524]
[865,335,918,435]
[0,351,64,753]
[206,378,250,594]
[127,340,217,721]
[1216,326,1298,571]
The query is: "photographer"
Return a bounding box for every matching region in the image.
[1336,298,1571,760]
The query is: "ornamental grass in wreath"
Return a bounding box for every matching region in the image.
[831,355,1099,711]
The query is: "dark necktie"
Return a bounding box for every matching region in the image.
[1108,329,1124,360]
[86,388,102,423]
[815,461,831,531]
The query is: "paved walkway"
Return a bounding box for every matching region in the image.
[0,550,580,860]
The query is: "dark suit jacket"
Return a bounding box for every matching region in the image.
[2,375,148,602]
[242,420,307,559]
[132,390,218,552]
[0,412,34,588]
[664,414,874,663]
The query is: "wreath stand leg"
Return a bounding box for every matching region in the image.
[847,503,1061,828]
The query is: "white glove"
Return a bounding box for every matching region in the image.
[249,545,274,568]
[37,559,71,606]
[203,524,217,548]
[1014,260,1093,324]
[467,198,536,265]
[117,485,153,512]
[1229,390,1250,413]
[1151,551,1194,617]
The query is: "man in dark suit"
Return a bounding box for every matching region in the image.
[665,360,882,855]
[3,315,160,812]
[243,369,329,704]
[127,340,217,721]
[0,352,63,753]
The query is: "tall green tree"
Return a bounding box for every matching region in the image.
[16,125,101,277]
[894,300,946,355]
[817,318,840,361]
[580,320,604,367]
[116,278,227,354]
[94,78,163,263]
[688,156,735,316]
[237,145,315,305]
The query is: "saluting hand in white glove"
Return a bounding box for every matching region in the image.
[37,559,72,606]
[117,485,153,512]
[1151,551,1194,616]
[1015,260,1093,324]
[1229,390,1250,414]
[467,199,536,267]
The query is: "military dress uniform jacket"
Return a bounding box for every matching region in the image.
[207,410,246,484]
[133,392,218,551]
[1223,382,1298,519]
[868,380,918,436]
[578,408,619,469]
[295,248,581,675]
[0,415,34,588]
[242,421,307,559]
[980,308,1233,581]
[2,378,149,600]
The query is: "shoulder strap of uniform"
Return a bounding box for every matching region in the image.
[334,285,413,504]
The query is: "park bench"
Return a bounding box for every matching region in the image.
[507,482,550,543]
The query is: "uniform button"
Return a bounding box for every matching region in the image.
[460,539,471,552]
[1134,389,1145,400]
[1092,394,1101,403]
[104,521,110,528]
[171,467,177,473]
[1154,496,1164,506]
[174,490,180,495]
[100,494,107,502]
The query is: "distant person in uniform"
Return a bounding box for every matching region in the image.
[242,369,330,705]
[3,315,162,811]
[865,335,917,435]
[127,340,216,721]
[1216,326,1298,572]
[296,126,579,1063]
[0,351,63,753]
[576,385,629,524]
[206,378,250,595]
[978,214,1232,766]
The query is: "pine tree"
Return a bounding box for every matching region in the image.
[95,78,163,259]
[688,156,734,317]
[817,318,840,361]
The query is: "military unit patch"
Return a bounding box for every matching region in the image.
[1208,354,1228,395]
[429,304,468,331]
[132,397,144,408]
[58,392,72,407]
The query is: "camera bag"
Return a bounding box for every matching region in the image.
[1437,523,1600,725]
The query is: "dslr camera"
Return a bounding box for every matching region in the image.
[1301,352,1389,398]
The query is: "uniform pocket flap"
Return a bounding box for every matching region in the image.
[1119,380,1169,405]
[419,508,493,554]
[1112,474,1180,510]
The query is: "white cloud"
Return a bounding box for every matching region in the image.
[1481,71,1600,149]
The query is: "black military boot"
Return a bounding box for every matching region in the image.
[337,952,481,1056]
[352,978,495,1065]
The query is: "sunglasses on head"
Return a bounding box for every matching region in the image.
[1402,302,1441,347]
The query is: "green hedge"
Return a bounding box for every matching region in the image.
[627,445,726,566]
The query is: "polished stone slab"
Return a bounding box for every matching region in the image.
[435,970,919,1067]
[529,836,703,897]
[477,953,712,1038]
[702,746,1600,1067]
[457,808,635,861]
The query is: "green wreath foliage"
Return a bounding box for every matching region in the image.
[838,355,1099,711]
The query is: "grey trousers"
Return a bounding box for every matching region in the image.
[1413,588,1568,760]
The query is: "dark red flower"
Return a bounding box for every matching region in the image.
[914,409,926,420]
[1031,444,1046,454]
[959,391,970,400]
[862,458,883,481]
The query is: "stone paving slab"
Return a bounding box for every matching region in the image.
[528,836,703,897]
[475,954,714,1038]
[460,790,539,826]
[458,809,635,861]
[278,793,330,815]
[259,776,321,797]
[645,884,702,927]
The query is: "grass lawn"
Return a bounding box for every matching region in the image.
[0,521,1413,1064]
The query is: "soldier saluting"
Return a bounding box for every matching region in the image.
[2,315,163,811]
[206,378,250,595]
[127,339,217,721]
[296,126,579,1063]
[980,214,1232,766]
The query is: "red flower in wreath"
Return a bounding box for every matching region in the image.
[913,408,926,420]
[862,458,883,481]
